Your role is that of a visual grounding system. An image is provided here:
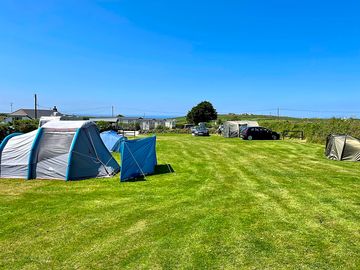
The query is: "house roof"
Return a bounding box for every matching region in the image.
[9,109,62,119]
[88,117,118,122]
[118,117,174,121]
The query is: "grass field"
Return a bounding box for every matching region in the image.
[0,134,359,269]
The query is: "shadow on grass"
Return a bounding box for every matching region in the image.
[154,164,175,175]
[122,164,175,182]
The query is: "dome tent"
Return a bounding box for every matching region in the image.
[100,130,126,152]
[0,121,120,180]
[325,134,360,161]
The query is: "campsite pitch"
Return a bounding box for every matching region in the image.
[0,134,359,269]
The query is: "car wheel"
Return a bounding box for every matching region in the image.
[272,135,278,140]
[247,135,253,140]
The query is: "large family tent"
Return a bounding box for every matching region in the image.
[120,136,157,181]
[100,130,126,152]
[0,121,120,180]
[223,121,259,138]
[325,134,360,161]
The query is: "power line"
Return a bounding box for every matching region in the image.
[281,108,360,114]
[27,102,360,117]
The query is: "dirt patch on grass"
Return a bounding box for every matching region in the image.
[126,220,147,235]
[0,180,39,197]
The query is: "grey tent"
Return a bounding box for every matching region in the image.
[325,134,360,161]
[222,121,259,138]
[0,121,120,180]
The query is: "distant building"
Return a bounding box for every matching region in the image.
[119,117,176,130]
[89,117,176,131]
[164,119,176,129]
[5,106,62,123]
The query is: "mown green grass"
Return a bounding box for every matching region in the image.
[0,134,359,269]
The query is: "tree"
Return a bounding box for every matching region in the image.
[186,101,217,124]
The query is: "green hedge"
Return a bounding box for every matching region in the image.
[259,118,360,144]
[96,121,113,132]
[0,124,10,142]
[142,128,192,134]
[0,120,39,141]
[13,120,39,133]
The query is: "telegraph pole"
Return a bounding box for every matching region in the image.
[277,107,280,119]
[34,94,38,119]
[10,102,13,113]
[111,106,114,117]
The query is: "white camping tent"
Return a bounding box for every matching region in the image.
[0,121,120,180]
[222,121,259,138]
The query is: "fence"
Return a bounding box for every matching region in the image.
[282,130,304,140]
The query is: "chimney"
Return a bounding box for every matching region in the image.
[52,106,59,116]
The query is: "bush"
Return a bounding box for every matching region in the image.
[155,125,170,131]
[96,121,112,132]
[120,122,141,131]
[0,124,11,142]
[135,123,141,131]
[258,118,360,144]
[141,128,192,135]
[13,120,38,133]
[141,127,221,135]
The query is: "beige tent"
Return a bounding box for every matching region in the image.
[325,135,360,161]
[223,121,259,138]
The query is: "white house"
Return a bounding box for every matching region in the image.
[89,117,176,131]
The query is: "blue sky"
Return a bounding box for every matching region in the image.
[0,0,359,118]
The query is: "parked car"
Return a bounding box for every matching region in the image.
[241,127,280,140]
[184,124,195,129]
[192,127,210,136]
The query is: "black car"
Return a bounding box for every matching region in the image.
[241,127,280,140]
[192,127,210,136]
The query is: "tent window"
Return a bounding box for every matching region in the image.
[37,132,75,162]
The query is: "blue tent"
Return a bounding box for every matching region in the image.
[120,136,157,181]
[100,130,126,152]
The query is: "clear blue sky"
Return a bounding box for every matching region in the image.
[0,0,359,118]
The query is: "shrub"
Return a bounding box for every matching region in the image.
[0,124,11,141]
[13,120,38,133]
[96,121,112,132]
[258,118,360,144]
